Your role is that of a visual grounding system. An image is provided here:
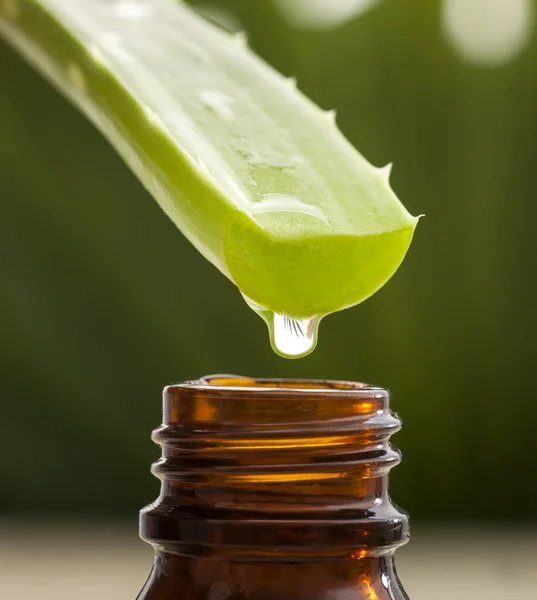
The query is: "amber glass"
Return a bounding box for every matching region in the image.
[137,375,409,600]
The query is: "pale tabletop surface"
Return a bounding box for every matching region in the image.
[0,522,535,599]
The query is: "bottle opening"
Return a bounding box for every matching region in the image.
[173,375,386,393]
[164,375,390,423]
[197,374,370,391]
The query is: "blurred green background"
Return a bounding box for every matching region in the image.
[1,0,536,524]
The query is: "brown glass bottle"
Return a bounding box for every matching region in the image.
[137,375,410,600]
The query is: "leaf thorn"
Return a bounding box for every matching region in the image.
[232,31,248,48]
[286,76,297,89]
[377,162,393,182]
[325,109,337,124]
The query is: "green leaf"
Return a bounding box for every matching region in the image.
[0,0,418,357]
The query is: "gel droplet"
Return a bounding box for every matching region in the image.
[251,193,330,226]
[271,313,319,358]
[241,294,321,358]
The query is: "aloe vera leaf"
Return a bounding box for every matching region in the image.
[0,0,418,322]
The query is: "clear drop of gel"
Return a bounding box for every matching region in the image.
[271,313,319,358]
[242,294,321,359]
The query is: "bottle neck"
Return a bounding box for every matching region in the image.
[139,376,409,599]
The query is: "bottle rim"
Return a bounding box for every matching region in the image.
[166,374,389,399]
